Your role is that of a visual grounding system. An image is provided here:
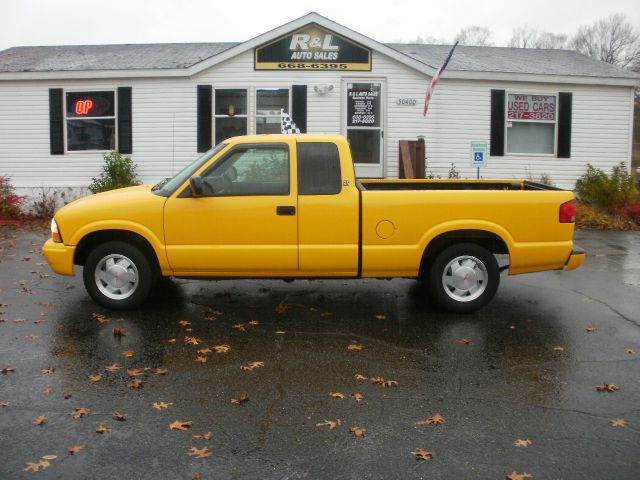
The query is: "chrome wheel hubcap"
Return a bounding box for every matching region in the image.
[442,255,488,302]
[95,254,139,300]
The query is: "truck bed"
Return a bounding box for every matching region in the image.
[359,179,561,191]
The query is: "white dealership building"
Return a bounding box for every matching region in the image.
[0,12,638,196]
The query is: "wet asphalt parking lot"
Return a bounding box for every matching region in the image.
[0,226,639,480]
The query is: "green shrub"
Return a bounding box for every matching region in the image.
[0,176,24,219]
[89,151,141,194]
[575,162,638,211]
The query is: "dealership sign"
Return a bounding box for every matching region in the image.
[255,24,372,71]
[507,94,556,121]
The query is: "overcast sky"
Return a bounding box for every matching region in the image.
[1,0,639,51]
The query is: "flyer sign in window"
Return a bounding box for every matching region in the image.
[507,94,556,121]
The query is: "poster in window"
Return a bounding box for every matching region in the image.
[507,94,556,121]
[347,83,380,127]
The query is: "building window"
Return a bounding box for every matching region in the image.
[256,88,289,134]
[66,91,116,151]
[506,93,556,155]
[214,89,247,144]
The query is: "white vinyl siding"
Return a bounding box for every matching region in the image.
[0,48,635,195]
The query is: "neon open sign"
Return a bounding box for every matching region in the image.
[74,100,94,116]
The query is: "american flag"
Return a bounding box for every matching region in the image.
[280,109,300,134]
[423,41,459,116]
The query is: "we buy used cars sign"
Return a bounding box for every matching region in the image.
[507,94,556,121]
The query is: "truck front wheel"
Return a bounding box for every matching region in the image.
[83,241,155,310]
[426,243,500,313]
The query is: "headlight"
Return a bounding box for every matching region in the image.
[51,218,62,243]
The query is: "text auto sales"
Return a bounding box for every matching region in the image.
[288,34,339,60]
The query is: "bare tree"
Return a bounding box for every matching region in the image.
[454,26,494,46]
[571,13,640,71]
[508,26,568,49]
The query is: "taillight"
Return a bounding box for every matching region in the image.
[559,199,576,223]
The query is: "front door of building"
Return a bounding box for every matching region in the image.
[344,80,384,178]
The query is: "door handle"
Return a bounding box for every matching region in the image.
[276,206,296,216]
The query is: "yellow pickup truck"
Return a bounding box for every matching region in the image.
[43,134,584,313]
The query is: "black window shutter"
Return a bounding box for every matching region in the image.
[557,92,572,158]
[117,87,132,154]
[292,85,307,133]
[490,89,505,157]
[197,85,212,152]
[49,88,64,155]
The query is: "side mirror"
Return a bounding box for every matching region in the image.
[189,176,204,197]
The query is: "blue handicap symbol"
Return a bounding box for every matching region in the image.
[474,152,484,161]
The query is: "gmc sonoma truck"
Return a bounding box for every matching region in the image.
[43,134,585,313]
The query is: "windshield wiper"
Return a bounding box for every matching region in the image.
[152,177,170,191]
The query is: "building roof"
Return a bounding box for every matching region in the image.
[388,43,640,79]
[0,43,239,72]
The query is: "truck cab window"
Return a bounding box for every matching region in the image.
[201,145,289,196]
[297,142,342,195]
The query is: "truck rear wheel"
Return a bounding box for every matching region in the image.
[426,243,500,313]
[83,241,155,310]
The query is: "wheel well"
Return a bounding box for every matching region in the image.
[419,229,509,277]
[74,230,160,273]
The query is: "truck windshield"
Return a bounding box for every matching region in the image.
[152,143,227,197]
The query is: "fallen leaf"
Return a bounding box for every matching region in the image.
[26,333,40,340]
[212,344,230,353]
[275,331,286,335]
[113,412,127,421]
[1,367,15,374]
[515,439,532,448]
[232,323,247,332]
[553,346,565,352]
[586,327,597,333]
[67,445,84,455]
[185,336,201,345]
[168,338,177,343]
[316,419,342,430]
[88,374,102,382]
[33,415,47,425]
[121,350,134,358]
[112,326,127,337]
[153,401,173,410]
[154,367,168,375]
[127,379,143,389]
[169,420,193,430]
[93,313,110,324]
[370,376,385,384]
[23,460,50,472]
[275,303,292,313]
[375,314,386,320]
[416,414,445,426]
[240,361,265,371]
[351,392,364,403]
[610,418,627,427]
[63,392,72,399]
[195,356,208,363]
[72,407,90,418]
[330,392,345,399]
[178,320,191,327]
[349,426,367,437]
[347,343,366,351]
[127,369,144,377]
[95,424,111,434]
[382,380,399,388]
[458,338,472,345]
[624,348,635,355]
[0,401,9,407]
[596,383,619,392]
[41,455,57,461]
[355,374,368,381]
[231,393,249,405]
[506,472,533,480]
[187,446,211,458]
[193,431,213,440]
[248,320,259,326]
[197,348,212,355]
[42,366,55,374]
[104,363,122,372]
[411,448,433,461]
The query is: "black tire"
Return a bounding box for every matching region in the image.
[83,241,155,310]
[426,243,500,313]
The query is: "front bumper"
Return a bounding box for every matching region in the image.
[564,246,585,271]
[42,239,76,276]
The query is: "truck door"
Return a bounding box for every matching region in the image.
[163,142,298,275]
[297,141,359,276]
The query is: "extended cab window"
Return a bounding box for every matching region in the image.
[201,144,289,196]
[297,142,342,195]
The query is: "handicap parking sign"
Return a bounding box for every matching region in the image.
[470,141,488,167]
